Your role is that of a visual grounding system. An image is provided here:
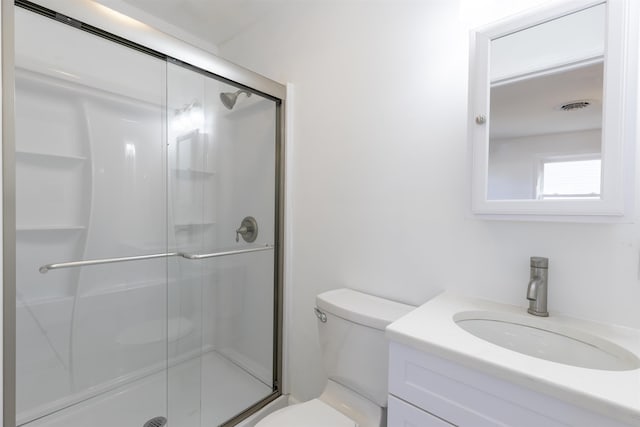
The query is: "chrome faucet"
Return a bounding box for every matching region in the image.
[526,257,549,317]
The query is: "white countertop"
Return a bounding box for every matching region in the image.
[386,292,640,426]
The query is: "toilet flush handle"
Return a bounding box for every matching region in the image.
[314,307,327,323]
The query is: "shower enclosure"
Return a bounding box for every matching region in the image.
[5,2,285,426]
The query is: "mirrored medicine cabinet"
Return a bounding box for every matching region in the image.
[468,0,639,221]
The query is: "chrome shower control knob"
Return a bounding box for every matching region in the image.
[235,226,247,242]
[235,216,258,243]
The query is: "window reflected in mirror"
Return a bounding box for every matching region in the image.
[539,157,601,199]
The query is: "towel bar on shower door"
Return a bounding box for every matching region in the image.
[179,245,273,260]
[38,245,275,273]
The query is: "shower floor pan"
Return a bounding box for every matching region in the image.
[22,351,272,427]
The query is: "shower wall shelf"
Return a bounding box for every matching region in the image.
[16,150,87,161]
[174,222,216,228]
[16,225,86,232]
[171,168,215,177]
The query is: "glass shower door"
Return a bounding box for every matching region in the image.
[167,62,278,426]
[14,4,281,427]
[15,8,169,427]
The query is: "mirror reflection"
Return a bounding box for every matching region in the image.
[487,4,605,201]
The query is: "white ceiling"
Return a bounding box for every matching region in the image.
[97,0,288,48]
[490,62,603,140]
[95,0,603,143]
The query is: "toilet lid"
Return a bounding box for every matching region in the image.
[256,399,357,427]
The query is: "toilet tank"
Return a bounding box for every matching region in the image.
[315,289,415,407]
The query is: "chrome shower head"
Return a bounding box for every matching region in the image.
[220,89,251,110]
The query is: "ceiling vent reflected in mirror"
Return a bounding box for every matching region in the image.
[559,101,592,111]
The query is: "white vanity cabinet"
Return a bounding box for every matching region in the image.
[388,395,453,427]
[387,342,635,427]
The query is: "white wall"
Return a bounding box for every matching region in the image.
[219,0,640,402]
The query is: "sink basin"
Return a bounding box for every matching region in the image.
[454,311,640,371]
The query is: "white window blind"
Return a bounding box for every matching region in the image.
[540,158,601,199]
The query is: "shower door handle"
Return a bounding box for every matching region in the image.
[39,252,179,273]
[180,245,273,260]
[39,245,275,273]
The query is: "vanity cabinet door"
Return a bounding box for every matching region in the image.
[388,395,453,427]
[388,342,634,427]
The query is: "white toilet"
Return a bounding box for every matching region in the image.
[256,288,415,427]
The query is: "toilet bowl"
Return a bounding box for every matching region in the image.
[256,288,414,427]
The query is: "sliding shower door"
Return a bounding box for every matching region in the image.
[15,7,169,427]
[166,63,278,426]
[13,3,282,427]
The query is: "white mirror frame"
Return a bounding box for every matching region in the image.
[469,0,639,222]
